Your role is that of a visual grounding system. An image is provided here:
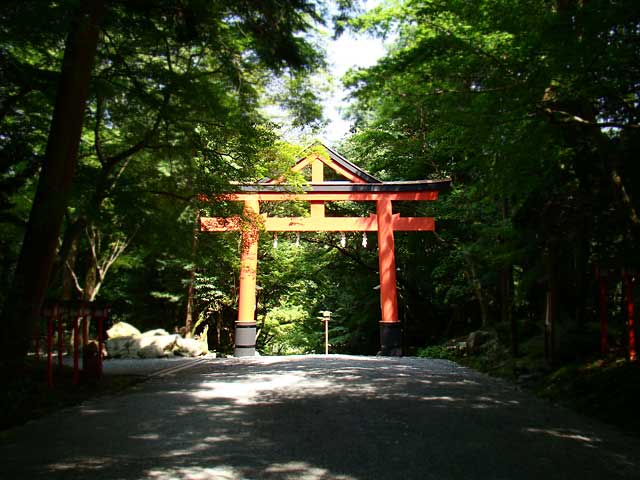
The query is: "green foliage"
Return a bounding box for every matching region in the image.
[0,0,338,340]
[416,345,459,361]
[261,305,311,355]
[3,0,640,369]
[340,0,640,353]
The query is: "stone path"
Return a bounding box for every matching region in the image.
[1,355,639,479]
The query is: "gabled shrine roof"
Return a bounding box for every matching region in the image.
[245,142,451,193]
[315,143,381,184]
[258,142,381,184]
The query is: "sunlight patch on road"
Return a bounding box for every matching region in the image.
[129,433,160,440]
[473,396,520,407]
[525,427,601,446]
[265,461,357,479]
[420,396,459,402]
[147,466,241,480]
[192,373,333,405]
[48,457,114,471]
[146,462,358,480]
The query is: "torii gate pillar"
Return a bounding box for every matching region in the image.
[377,197,401,356]
[236,198,259,356]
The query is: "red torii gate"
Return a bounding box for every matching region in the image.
[200,144,450,356]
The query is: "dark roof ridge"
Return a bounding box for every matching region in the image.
[257,142,381,184]
[315,142,381,184]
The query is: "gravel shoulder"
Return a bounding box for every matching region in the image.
[2,355,639,480]
[99,355,214,377]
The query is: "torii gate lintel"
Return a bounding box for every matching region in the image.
[200,144,450,357]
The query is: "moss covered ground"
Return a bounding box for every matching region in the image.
[417,332,640,438]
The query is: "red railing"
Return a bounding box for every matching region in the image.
[38,302,110,388]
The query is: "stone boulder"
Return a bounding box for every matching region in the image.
[138,334,179,358]
[107,322,141,338]
[105,336,141,358]
[174,337,208,357]
[141,328,170,337]
[466,329,498,353]
[104,321,208,358]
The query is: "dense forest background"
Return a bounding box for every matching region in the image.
[2,0,640,367]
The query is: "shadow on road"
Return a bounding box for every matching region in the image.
[1,356,638,479]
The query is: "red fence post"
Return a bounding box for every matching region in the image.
[623,270,636,362]
[73,316,80,385]
[57,305,64,369]
[96,306,108,379]
[82,308,89,347]
[46,309,54,388]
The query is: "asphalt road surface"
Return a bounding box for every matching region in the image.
[1,355,639,479]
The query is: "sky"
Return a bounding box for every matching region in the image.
[321,27,386,144]
[265,1,387,147]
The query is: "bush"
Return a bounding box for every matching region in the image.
[416,344,459,361]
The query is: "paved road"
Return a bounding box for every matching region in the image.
[1,355,639,479]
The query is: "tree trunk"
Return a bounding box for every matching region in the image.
[83,258,98,302]
[61,237,79,301]
[184,210,200,337]
[500,266,517,356]
[544,251,558,367]
[466,259,489,328]
[50,217,88,290]
[499,199,516,355]
[0,0,105,361]
[216,311,222,350]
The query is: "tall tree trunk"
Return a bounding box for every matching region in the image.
[573,232,588,328]
[0,1,105,361]
[50,217,88,290]
[83,259,98,302]
[501,266,517,356]
[544,250,558,367]
[184,210,200,337]
[499,199,516,355]
[216,311,222,350]
[466,259,489,328]
[61,237,79,301]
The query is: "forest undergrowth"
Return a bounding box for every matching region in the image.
[417,328,640,438]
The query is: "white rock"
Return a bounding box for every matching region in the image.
[141,328,170,337]
[105,336,141,358]
[107,322,141,338]
[174,337,208,357]
[138,335,179,358]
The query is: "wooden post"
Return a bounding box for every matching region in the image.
[623,270,636,362]
[47,311,54,388]
[82,311,89,346]
[73,316,79,385]
[95,307,107,379]
[322,311,331,355]
[236,198,260,357]
[377,197,401,356]
[57,307,64,369]
[310,158,325,218]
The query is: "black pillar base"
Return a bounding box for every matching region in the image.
[378,322,402,356]
[234,323,256,357]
